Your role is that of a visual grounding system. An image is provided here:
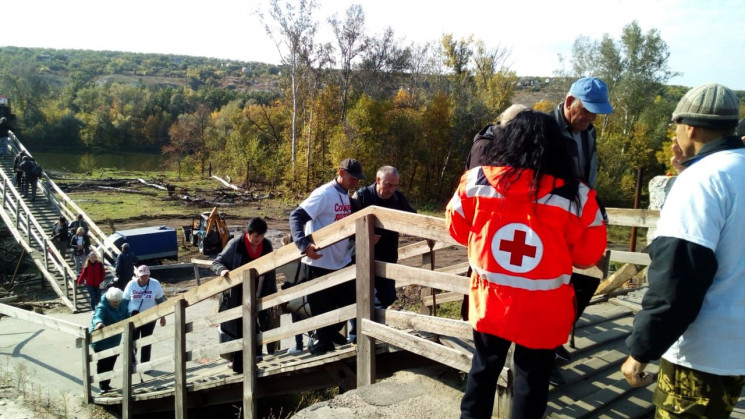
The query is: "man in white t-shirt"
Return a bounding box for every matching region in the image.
[289,158,364,355]
[122,265,167,367]
[623,83,745,417]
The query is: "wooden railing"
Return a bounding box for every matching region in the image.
[3,133,119,310]
[0,136,80,310]
[8,133,121,264]
[85,205,658,418]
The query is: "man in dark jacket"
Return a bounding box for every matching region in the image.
[13,150,27,188]
[548,77,613,385]
[351,165,416,308]
[18,155,41,201]
[0,117,9,159]
[114,243,138,291]
[212,217,277,372]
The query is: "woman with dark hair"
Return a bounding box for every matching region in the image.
[212,217,278,373]
[447,110,607,418]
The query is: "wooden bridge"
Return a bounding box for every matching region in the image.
[3,134,743,418]
[0,131,120,311]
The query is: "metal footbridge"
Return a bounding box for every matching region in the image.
[0,131,119,312]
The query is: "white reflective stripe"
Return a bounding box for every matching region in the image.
[471,263,571,291]
[536,182,592,217]
[448,192,465,218]
[589,208,604,227]
[465,168,502,199]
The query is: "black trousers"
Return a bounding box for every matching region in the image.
[133,320,156,363]
[97,354,118,389]
[304,264,355,345]
[460,330,554,419]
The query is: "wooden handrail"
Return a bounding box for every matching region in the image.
[0,303,85,338]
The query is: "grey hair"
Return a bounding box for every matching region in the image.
[497,104,529,126]
[105,287,123,302]
[376,166,399,179]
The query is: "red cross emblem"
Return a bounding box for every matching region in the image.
[491,223,543,273]
[499,230,537,266]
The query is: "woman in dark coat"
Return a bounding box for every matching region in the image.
[212,217,277,373]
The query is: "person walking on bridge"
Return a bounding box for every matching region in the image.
[70,227,91,274]
[447,110,607,418]
[12,150,26,189]
[289,158,364,355]
[122,265,166,370]
[622,83,745,417]
[77,252,105,309]
[89,287,129,394]
[0,117,9,159]
[114,243,138,291]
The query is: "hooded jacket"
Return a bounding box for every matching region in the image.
[446,166,606,349]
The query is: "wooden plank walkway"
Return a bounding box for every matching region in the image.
[93,343,363,405]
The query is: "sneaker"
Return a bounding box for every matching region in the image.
[555,345,572,362]
[549,364,567,386]
[288,347,303,355]
[309,340,334,356]
[98,385,113,395]
[331,332,348,346]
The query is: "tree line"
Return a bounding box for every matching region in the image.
[3,8,740,208]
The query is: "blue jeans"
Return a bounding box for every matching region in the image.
[0,136,8,158]
[86,285,102,309]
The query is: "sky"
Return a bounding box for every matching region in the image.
[3,0,745,90]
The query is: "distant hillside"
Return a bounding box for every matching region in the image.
[0,46,283,93]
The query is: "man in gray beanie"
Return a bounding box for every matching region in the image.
[622,83,745,417]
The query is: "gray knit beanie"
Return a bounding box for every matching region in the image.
[672,83,740,129]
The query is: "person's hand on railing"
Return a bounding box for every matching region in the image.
[305,244,323,260]
[220,269,230,278]
[94,322,104,331]
[159,317,166,327]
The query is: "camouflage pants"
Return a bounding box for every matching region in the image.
[654,358,745,418]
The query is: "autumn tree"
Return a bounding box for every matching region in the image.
[329,4,367,122]
[258,0,318,182]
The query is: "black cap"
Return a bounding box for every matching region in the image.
[339,158,365,179]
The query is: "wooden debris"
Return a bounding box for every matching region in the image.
[211,175,243,191]
[95,186,157,196]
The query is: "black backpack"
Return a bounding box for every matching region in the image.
[31,162,42,176]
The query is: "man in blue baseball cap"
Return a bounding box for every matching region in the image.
[548,76,613,386]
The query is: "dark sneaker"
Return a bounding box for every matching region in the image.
[331,332,348,346]
[309,340,335,356]
[555,345,572,362]
[549,364,567,386]
[98,385,113,395]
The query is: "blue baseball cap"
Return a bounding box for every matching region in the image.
[569,77,614,114]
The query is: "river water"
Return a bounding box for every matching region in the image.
[30,150,168,172]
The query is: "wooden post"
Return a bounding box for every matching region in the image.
[242,269,258,419]
[122,322,134,419]
[174,298,188,418]
[419,252,434,315]
[81,331,92,403]
[356,214,376,387]
[193,265,201,286]
[629,167,644,252]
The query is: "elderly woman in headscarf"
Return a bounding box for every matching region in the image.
[89,287,129,394]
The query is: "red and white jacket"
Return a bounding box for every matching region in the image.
[446,166,607,349]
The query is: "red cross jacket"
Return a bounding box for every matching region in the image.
[446,166,607,349]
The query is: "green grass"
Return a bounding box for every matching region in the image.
[56,170,293,226]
